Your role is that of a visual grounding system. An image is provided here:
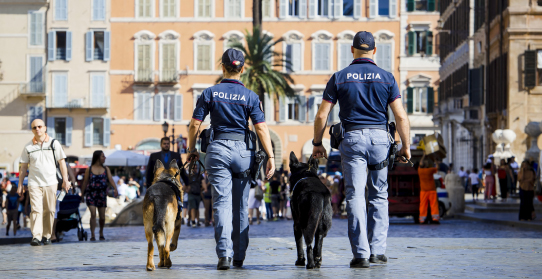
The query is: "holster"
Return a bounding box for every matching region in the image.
[199,128,212,153]
[329,122,344,149]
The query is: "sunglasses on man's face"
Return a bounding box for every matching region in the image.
[32,125,43,130]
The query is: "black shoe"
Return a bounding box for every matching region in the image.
[42,238,51,245]
[431,220,440,224]
[217,257,232,270]
[350,258,370,268]
[233,260,243,267]
[369,254,387,264]
[30,238,42,246]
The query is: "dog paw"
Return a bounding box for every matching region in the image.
[306,263,315,270]
[295,259,305,266]
[165,259,172,268]
[146,265,155,271]
[157,261,164,267]
[170,243,177,252]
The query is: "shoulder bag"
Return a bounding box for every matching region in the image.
[50,139,64,191]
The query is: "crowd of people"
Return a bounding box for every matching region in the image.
[455,155,538,221]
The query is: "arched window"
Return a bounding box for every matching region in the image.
[311,30,333,72]
[193,30,215,71]
[282,30,304,73]
[222,30,245,51]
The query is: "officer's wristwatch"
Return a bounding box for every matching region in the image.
[312,140,322,146]
[187,148,198,153]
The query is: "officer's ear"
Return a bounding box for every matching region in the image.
[351,45,354,55]
[373,47,377,56]
[240,66,244,74]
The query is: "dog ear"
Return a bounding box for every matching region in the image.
[169,159,179,170]
[289,151,299,166]
[155,159,164,171]
[309,157,319,171]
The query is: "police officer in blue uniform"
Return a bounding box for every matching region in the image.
[187,49,276,270]
[311,32,411,268]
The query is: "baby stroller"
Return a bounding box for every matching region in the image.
[56,193,87,241]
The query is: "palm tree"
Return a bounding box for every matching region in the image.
[221,26,296,102]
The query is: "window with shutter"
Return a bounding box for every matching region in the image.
[298,96,307,122]
[66,117,73,147]
[314,43,330,71]
[55,0,68,21]
[299,0,307,18]
[524,50,537,88]
[390,0,397,17]
[162,0,176,17]
[162,43,176,81]
[93,0,106,20]
[91,73,106,107]
[48,31,56,61]
[369,0,376,18]
[29,56,44,93]
[137,44,152,81]
[104,31,111,61]
[334,0,343,18]
[339,43,351,70]
[53,73,68,107]
[262,0,272,17]
[54,118,67,145]
[174,94,183,121]
[197,0,212,17]
[376,43,391,72]
[425,31,433,55]
[138,0,152,17]
[84,117,92,147]
[406,87,413,113]
[197,44,211,71]
[408,31,415,56]
[92,118,104,146]
[343,0,354,17]
[407,0,414,11]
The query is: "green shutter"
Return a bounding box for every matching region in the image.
[407,87,413,114]
[408,31,416,56]
[428,0,435,12]
[427,87,434,113]
[524,50,537,88]
[407,0,414,11]
[426,31,433,55]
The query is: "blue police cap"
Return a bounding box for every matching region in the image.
[222,48,245,69]
[353,31,375,51]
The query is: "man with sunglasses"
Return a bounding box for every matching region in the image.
[18,119,71,246]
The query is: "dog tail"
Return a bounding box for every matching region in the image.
[152,197,166,248]
[302,197,324,247]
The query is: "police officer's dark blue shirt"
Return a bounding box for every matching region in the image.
[192,79,265,134]
[323,58,401,130]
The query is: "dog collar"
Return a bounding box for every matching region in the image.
[291,177,310,193]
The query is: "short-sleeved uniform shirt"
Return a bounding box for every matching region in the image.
[418,167,438,191]
[20,134,66,187]
[192,79,265,134]
[323,58,401,130]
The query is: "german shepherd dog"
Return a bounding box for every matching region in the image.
[289,152,333,269]
[143,159,183,271]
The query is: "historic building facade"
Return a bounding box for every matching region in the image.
[435,0,542,170]
[0,0,49,174]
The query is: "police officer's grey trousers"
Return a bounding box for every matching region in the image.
[205,140,254,260]
[339,129,391,259]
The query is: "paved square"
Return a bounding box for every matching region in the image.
[1,218,541,278]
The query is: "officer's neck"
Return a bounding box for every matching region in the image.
[353,54,374,60]
[223,73,241,80]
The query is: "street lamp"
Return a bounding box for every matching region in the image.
[161,121,169,137]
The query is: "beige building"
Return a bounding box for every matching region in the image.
[45,0,111,161]
[0,0,49,174]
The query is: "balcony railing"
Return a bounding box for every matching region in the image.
[56,48,66,60]
[135,69,153,83]
[160,69,179,83]
[47,96,110,109]
[19,81,46,96]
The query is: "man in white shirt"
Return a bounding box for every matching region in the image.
[458,166,467,191]
[18,119,71,246]
[116,179,128,202]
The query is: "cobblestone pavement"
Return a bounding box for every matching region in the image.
[1,218,541,278]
